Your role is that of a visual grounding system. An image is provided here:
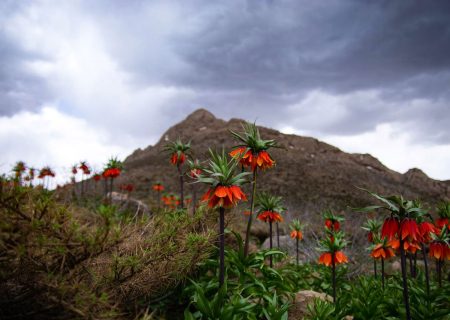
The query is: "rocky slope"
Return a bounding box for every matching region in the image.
[119,109,449,219]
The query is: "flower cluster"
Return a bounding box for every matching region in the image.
[229,122,277,172]
[201,185,247,209]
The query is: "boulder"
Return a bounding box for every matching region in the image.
[288,290,332,319]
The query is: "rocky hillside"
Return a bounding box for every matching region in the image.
[119,109,449,219]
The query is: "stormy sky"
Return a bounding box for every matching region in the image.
[1,0,450,184]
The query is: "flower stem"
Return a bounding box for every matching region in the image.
[400,238,412,320]
[276,222,280,248]
[332,253,336,304]
[409,253,414,277]
[269,221,273,268]
[192,184,197,215]
[437,260,442,287]
[296,237,299,265]
[381,258,385,290]
[109,177,114,205]
[177,164,184,209]
[374,259,377,278]
[421,243,430,297]
[244,168,257,257]
[219,206,225,287]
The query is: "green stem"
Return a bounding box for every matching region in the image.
[296,237,299,265]
[381,258,385,290]
[244,168,257,257]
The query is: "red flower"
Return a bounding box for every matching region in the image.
[429,242,450,261]
[318,251,348,267]
[419,221,438,243]
[120,184,134,192]
[190,168,202,178]
[403,240,421,254]
[325,219,340,231]
[436,218,450,230]
[201,185,247,209]
[257,211,283,223]
[371,243,395,260]
[400,218,420,242]
[103,168,121,178]
[381,217,399,240]
[152,184,164,192]
[170,152,186,165]
[72,167,78,175]
[93,174,101,181]
[79,163,90,175]
[290,230,303,240]
[367,231,374,243]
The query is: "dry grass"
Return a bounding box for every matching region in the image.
[0,181,216,319]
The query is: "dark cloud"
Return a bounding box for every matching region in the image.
[0,1,51,115]
[175,1,450,95]
[0,0,449,143]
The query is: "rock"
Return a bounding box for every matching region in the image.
[109,192,150,217]
[288,290,332,319]
[389,260,402,273]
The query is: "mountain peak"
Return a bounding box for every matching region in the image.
[185,108,217,123]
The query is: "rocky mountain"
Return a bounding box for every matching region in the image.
[119,109,449,219]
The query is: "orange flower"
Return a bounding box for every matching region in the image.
[400,218,420,242]
[170,152,186,165]
[252,151,275,170]
[371,244,395,260]
[201,185,247,209]
[429,242,450,261]
[389,238,420,253]
[388,239,400,250]
[257,210,283,223]
[381,217,399,240]
[319,252,332,266]
[290,230,303,240]
[318,251,348,266]
[229,147,252,166]
[230,148,275,171]
[243,210,251,216]
[404,240,421,253]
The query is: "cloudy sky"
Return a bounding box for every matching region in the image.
[1,0,450,184]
